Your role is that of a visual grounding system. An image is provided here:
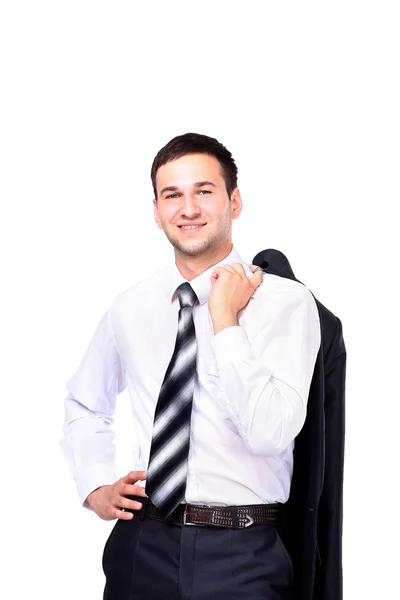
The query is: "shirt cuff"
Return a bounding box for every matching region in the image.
[77,462,119,511]
[211,325,257,369]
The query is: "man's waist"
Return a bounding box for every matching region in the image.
[128,496,284,528]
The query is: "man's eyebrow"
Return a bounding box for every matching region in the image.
[159,185,179,196]
[159,181,217,196]
[194,181,217,189]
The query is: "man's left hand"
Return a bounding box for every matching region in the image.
[208,263,263,330]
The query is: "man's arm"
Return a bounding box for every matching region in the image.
[210,284,321,457]
[59,306,127,510]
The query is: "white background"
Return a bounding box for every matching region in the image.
[1,1,399,598]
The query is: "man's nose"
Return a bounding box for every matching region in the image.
[180,194,201,216]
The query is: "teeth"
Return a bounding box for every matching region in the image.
[181,225,202,229]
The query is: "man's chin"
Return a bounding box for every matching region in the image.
[168,236,212,257]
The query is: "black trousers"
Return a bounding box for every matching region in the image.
[102,499,294,600]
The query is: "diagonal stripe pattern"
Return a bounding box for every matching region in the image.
[145,282,198,518]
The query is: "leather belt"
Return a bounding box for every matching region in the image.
[143,499,283,529]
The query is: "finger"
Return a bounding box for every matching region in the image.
[116,507,134,520]
[220,265,237,274]
[211,265,236,280]
[228,263,247,278]
[123,470,147,483]
[249,264,264,273]
[210,266,223,280]
[119,495,144,512]
[250,269,263,288]
[122,482,148,497]
[109,496,138,520]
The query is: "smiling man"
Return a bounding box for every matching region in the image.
[60,132,321,599]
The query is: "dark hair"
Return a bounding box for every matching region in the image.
[151,132,238,200]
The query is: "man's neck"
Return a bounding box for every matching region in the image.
[175,243,233,281]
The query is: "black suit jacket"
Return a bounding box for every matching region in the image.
[252,249,346,600]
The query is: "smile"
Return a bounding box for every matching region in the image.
[178,224,206,232]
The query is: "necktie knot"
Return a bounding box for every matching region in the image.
[176,282,198,309]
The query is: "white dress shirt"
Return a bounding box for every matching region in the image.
[59,244,321,511]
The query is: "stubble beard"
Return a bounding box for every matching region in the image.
[163,211,232,258]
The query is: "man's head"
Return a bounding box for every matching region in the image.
[151,133,242,263]
[151,132,238,200]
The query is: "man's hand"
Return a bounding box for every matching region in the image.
[208,263,263,334]
[86,470,147,521]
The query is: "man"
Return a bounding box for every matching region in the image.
[60,132,321,599]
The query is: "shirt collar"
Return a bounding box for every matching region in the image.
[166,243,247,306]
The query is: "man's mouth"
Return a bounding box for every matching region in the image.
[177,223,206,231]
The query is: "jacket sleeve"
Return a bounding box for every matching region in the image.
[314,317,346,600]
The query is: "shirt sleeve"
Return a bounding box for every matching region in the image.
[59,306,128,510]
[210,284,321,457]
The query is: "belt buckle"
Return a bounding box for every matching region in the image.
[244,514,254,528]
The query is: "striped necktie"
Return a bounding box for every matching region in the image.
[145,281,198,518]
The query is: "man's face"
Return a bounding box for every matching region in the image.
[153,153,242,257]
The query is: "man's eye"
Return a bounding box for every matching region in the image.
[165,190,211,199]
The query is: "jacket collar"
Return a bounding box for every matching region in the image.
[252,248,297,281]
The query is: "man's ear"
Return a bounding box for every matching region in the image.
[153,198,163,229]
[230,188,243,220]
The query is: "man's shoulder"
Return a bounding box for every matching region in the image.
[253,270,313,301]
[245,270,321,344]
[246,270,318,323]
[110,264,170,313]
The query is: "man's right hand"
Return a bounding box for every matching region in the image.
[86,470,148,521]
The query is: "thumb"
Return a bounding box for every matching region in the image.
[248,264,263,274]
[248,264,263,286]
